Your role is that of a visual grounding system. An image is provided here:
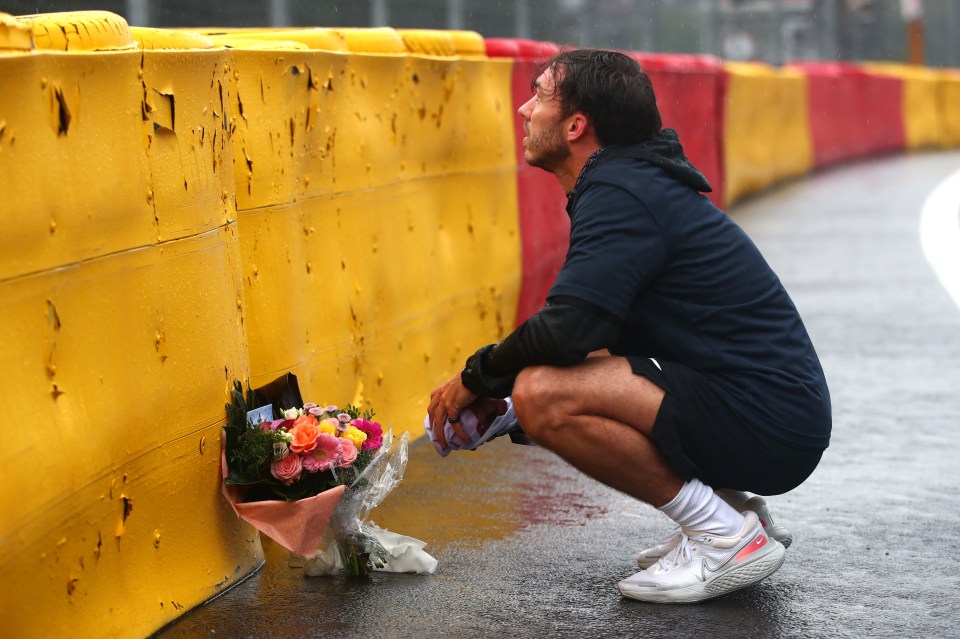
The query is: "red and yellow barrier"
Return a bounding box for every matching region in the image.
[865,63,944,151]
[2,13,960,638]
[791,63,903,168]
[486,39,568,325]
[633,53,725,208]
[941,70,960,148]
[722,62,814,206]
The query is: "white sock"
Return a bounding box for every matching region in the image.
[715,488,753,511]
[658,479,745,537]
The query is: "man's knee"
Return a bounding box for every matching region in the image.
[512,366,547,416]
[513,366,570,440]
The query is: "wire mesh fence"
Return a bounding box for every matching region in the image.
[3,0,957,67]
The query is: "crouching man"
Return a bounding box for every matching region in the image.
[428,49,830,603]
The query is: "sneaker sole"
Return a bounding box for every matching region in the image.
[620,539,786,604]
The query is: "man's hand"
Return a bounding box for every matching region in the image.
[428,373,478,450]
[471,397,509,434]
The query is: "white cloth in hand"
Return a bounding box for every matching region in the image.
[423,398,520,457]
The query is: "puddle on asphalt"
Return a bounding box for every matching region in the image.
[371,437,610,552]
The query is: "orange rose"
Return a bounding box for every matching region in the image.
[288,414,321,454]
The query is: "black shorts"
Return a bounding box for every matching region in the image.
[627,356,824,496]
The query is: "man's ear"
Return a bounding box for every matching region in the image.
[566,113,590,142]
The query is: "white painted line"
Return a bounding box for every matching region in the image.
[920,168,960,311]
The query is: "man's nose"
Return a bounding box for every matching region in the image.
[518,96,534,119]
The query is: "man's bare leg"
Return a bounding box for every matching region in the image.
[510,356,682,507]
[511,355,785,603]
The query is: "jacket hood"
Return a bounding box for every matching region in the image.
[599,128,712,193]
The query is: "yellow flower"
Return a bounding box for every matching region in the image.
[340,425,368,451]
[319,418,338,436]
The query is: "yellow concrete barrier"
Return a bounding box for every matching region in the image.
[336,26,407,53]
[722,62,813,205]
[0,13,260,639]
[210,37,312,51]
[131,25,216,50]
[941,70,960,148]
[226,44,519,439]
[203,27,347,51]
[0,11,32,49]
[396,29,486,58]
[864,63,942,150]
[1,14,520,635]
[20,10,136,51]
[202,27,485,58]
[447,30,487,57]
[398,28,458,56]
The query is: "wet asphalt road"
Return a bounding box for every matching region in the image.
[156,151,960,639]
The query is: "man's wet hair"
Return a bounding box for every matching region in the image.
[534,49,662,146]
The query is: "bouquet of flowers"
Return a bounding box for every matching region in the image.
[221,375,434,577]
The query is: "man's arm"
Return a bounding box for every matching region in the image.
[460,295,621,397]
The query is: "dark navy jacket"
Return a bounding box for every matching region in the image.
[461,130,831,450]
[548,131,831,449]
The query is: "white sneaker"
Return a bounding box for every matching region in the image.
[634,496,792,569]
[743,496,793,549]
[634,528,684,570]
[619,512,786,604]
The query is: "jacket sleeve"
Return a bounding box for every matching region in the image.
[460,296,621,398]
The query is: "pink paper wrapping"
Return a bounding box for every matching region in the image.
[221,430,346,557]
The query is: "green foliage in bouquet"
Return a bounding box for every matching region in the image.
[224,381,269,485]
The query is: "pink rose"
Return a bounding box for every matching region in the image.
[270,453,303,486]
[336,439,358,467]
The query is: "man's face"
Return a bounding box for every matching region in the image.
[518,67,571,172]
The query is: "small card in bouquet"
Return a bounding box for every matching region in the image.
[245,404,274,427]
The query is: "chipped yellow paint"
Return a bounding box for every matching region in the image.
[722,62,813,205]
[19,10,136,51]
[0,50,152,280]
[226,48,519,439]
[1,12,520,638]
[0,14,260,639]
[0,228,260,639]
[140,46,236,242]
